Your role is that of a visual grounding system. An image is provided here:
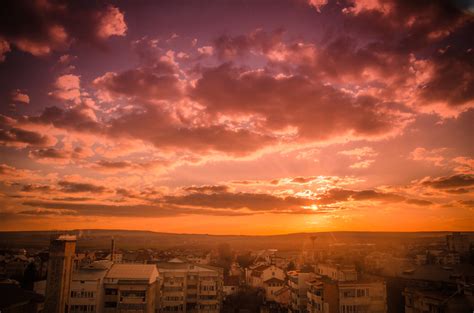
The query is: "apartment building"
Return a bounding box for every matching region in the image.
[446,232,470,254]
[103,263,159,313]
[307,262,387,313]
[44,235,76,313]
[403,286,474,313]
[288,270,317,313]
[68,260,112,313]
[156,260,223,313]
[316,263,358,282]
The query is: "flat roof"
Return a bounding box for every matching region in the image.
[106,264,158,283]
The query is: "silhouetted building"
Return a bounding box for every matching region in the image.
[446,232,470,254]
[0,282,44,313]
[44,235,77,313]
[403,286,474,313]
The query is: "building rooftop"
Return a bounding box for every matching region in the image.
[105,264,158,284]
[73,261,113,281]
[156,261,221,274]
[397,264,474,284]
[264,277,285,284]
[57,235,77,241]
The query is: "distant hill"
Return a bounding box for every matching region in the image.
[1,229,471,251]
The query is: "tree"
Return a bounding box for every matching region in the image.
[21,262,36,290]
[236,252,255,269]
[286,261,296,271]
[214,243,234,277]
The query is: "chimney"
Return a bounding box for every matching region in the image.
[111,237,115,262]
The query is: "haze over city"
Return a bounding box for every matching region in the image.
[0,0,473,235]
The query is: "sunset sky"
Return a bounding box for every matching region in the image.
[0,0,473,234]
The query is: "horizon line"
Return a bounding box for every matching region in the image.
[0,228,472,237]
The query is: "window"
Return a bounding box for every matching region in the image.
[357,289,365,297]
[104,302,117,308]
[70,291,95,298]
[70,304,95,312]
[105,288,118,295]
[121,290,146,298]
[342,289,356,298]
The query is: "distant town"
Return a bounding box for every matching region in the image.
[0,230,472,313]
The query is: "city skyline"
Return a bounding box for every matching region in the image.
[0,0,473,234]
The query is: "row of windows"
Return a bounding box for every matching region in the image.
[341,305,368,313]
[104,301,117,308]
[163,305,184,312]
[165,296,184,301]
[310,301,322,310]
[105,288,118,295]
[342,288,370,298]
[121,290,146,298]
[71,290,94,298]
[69,305,95,312]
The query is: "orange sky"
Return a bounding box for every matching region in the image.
[0,0,473,234]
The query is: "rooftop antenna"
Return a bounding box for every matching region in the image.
[111,236,116,262]
[310,235,318,262]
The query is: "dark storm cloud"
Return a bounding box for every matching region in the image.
[317,188,432,206]
[21,201,256,217]
[422,174,474,189]
[0,127,51,146]
[93,66,183,102]
[58,181,107,193]
[0,0,126,57]
[20,184,52,192]
[192,63,407,141]
[161,191,314,211]
[183,185,230,193]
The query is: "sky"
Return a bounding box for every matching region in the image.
[0,0,473,235]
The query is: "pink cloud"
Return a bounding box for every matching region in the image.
[193,64,409,142]
[49,74,81,102]
[0,38,10,62]
[452,157,474,174]
[308,0,328,12]
[197,45,214,56]
[342,0,393,15]
[96,5,127,39]
[409,147,446,166]
[349,159,375,169]
[11,90,30,104]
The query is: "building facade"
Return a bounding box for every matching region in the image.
[44,235,77,313]
[68,260,112,313]
[103,263,159,313]
[157,261,223,313]
[288,270,317,313]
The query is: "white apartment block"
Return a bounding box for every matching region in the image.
[288,270,317,313]
[316,263,358,282]
[68,260,112,313]
[156,260,223,313]
[307,276,387,313]
[103,263,159,313]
